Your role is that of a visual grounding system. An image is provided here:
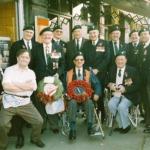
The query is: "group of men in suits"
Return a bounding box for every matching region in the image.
[1,23,150,147]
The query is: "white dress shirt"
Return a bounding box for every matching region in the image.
[23,39,32,50]
[75,67,83,80]
[43,43,52,64]
[115,66,126,86]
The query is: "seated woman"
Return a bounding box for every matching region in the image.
[66,52,101,140]
[106,52,140,134]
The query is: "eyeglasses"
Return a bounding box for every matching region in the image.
[75,59,84,61]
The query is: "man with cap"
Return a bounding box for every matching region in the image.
[83,26,110,122]
[8,25,39,148]
[108,24,127,67]
[9,25,38,66]
[52,25,66,87]
[107,52,140,134]
[126,30,141,69]
[65,25,87,71]
[138,28,150,133]
[66,51,101,140]
[31,26,65,134]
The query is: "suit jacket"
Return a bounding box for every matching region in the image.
[126,42,141,69]
[65,38,87,71]
[31,43,65,82]
[9,39,38,67]
[106,65,140,105]
[83,39,110,79]
[138,43,150,85]
[108,41,127,67]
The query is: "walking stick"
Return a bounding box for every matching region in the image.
[109,95,122,136]
[93,102,105,139]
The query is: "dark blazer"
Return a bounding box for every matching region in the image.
[9,39,38,67]
[106,65,140,105]
[108,41,127,67]
[65,38,87,71]
[31,43,65,82]
[138,43,150,85]
[126,42,141,69]
[83,39,110,79]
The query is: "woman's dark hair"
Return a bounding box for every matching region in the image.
[16,49,31,58]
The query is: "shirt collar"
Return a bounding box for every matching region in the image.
[144,40,150,48]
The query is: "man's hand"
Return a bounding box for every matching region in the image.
[92,69,99,75]
[93,94,99,101]
[118,85,125,93]
[108,82,116,91]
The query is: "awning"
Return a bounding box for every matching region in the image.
[104,0,150,18]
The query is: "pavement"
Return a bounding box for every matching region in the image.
[6,118,150,150]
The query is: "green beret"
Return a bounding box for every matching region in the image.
[39,27,53,35]
[109,25,120,33]
[129,30,138,37]
[53,25,62,32]
[139,28,150,36]
[72,25,82,32]
[88,26,98,33]
[23,26,34,31]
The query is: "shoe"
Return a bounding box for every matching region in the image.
[52,129,59,134]
[143,127,150,133]
[16,135,24,148]
[114,128,123,132]
[120,126,131,134]
[31,140,45,148]
[69,130,76,140]
[87,127,95,135]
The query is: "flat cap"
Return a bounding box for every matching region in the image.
[39,27,53,35]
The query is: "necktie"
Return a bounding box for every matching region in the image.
[114,42,119,55]
[45,46,50,65]
[118,69,121,77]
[78,69,81,78]
[92,41,95,46]
[27,41,30,51]
[76,39,80,51]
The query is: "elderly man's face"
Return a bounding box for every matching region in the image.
[17,52,30,67]
[89,30,99,41]
[41,31,53,44]
[53,29,63,40]
[130,32,139,43]
[140,31,150,43]
[115,55,127,68]
[73,29,82,40]
[23,30,34,41]
[73,56,85,68]
[111,30,121,42]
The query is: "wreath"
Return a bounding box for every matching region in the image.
[67,80,93,103]
[37,76,64,104]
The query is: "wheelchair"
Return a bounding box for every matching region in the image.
[60,96,105,139]
[104,88,140,135]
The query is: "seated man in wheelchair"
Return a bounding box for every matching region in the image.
[66,52,101,140]
[107,52,140,134]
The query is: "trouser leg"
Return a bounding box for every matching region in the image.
[68,100,77,130]
[0,107,15,149]
[16,103,43,142]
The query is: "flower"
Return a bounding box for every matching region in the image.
[67,80,93,103]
